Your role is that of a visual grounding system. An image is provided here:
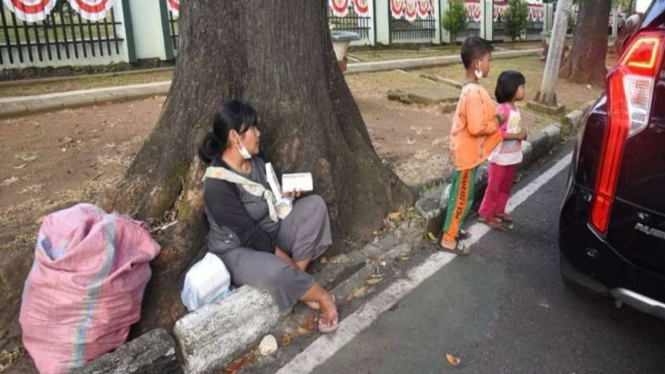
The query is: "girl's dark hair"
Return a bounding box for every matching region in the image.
[495,70,526,104]
[198,100,259,164]
[460,36,494,69]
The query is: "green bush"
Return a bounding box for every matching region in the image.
[504,0,529,43]
[441,0,467,44]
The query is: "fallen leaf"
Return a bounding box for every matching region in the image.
[427,232,437,241]
[13,164,26,170]
[280,333,292,347]
[345,294,355,302]
[304,314,317,330]
[388,211,401,221]
[320,257,328,264]
[353,286,367,298]
[445,353,461,367]
[366,278,383,286]
[225,353,253,374]
[399,253,411,261]
[297,327,310,336]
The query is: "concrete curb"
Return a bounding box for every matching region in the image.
[0,67,174,89]
[0,81,171,119]
[415,122,563,235]
[171,219,424,374]
[0,49,540,120]
[346,49,540,74]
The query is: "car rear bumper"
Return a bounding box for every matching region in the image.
[559,185,665,320]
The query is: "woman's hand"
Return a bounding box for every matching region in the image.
[275,247,298,269]
[283,190,302,199]
[519,127,528,141]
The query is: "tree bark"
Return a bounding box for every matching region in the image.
[559,0,611,86]
[101,0,412,333]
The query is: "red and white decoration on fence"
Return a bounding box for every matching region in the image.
[67,0,113,21]
[465,0,482,23]
[2,0,58,22]
[330,0,371,18]
[166,0,179,18]
[2,0,115,22]
[391,0,433,21]
[492,0,544,23]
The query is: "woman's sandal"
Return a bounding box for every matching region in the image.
[495,214,515,230]
[437,240,471,256]
[305,295,336,311]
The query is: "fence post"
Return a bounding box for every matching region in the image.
[611,5,619,39]
[118,0,136,63]
[483,0,492,41]
[126,0,171,61]
[375,0,390,45]
[433,0,442,44]
[440,0,451,44]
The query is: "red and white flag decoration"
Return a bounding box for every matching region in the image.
[391,0,405,19]
[404,0,417,22]
[417,0,433,18]
[330,0,349,17]
[352,0,370,17]
[2,0,57,22]
[465,0,482,23]
[67,0,113,21]
[167,0,179,18]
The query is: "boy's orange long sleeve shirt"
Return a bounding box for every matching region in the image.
[449,82,503,171]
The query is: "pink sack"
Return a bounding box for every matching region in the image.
[19,203,161,374]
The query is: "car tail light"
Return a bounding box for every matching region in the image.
[591,33,664,235]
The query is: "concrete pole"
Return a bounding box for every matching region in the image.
[536,0,572,107]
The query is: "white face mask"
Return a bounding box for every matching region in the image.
[474,60,483,79]
[235,133,252,160]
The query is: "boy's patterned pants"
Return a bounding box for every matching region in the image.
[442,167,478,242]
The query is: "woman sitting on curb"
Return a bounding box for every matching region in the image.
[198,99,338,333]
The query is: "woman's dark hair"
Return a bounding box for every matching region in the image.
[460,36,494,69]
[495,70,526,104]
[198,100,259,164]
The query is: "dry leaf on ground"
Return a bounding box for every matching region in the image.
[353,286,367,298]
[280,333,292,347]
[297,327,310,336]
[445,353,461,366]
[366,278,383,286]
[427,232,437,241]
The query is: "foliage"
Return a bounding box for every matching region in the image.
[441,0,467,44]
[504,0,530,43]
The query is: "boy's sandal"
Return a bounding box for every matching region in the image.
[479,216,506,231]
[437,240,471,256]
[459,229,471,240]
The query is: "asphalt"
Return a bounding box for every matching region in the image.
[306,143,665,374]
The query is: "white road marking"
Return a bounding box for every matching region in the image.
[276,153,573,374]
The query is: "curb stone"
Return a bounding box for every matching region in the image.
[415,122,563,236]
[71,329,182,374]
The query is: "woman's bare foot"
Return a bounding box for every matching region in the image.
[304,301,320,310]
[318,294,339,333]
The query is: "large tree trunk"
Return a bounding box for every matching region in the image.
[99,0,412,334]
[559,0,611,86]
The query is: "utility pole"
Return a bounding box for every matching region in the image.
[535,0,573,107]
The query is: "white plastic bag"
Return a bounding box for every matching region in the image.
[181,253,231,312]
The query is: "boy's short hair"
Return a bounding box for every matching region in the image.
[495,70,526,104]
[460,36,494,69]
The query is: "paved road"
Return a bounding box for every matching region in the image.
[304,145,665,374]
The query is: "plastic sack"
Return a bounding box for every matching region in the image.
[181,253,231,312]
[19,203,160,374]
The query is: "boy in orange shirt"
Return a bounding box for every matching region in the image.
[439,36,503,255]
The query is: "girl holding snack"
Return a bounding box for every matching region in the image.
[199,100,338,333]
[478,70,528,230]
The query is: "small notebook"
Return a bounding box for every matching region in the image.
[282,173,314,193]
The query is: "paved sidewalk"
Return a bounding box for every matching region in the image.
[0,49,539,119]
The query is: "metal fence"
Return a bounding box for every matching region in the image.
[390,16,437,42]
[0,4,123,66]
[328,7,372,41]
[462,20,481,39]
[526,21,543,37]
[168,10,179,51]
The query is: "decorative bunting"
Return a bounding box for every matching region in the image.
[391,0,405,19]
[404,0,418,22]
[352,0,370,17]
[2,0,57,22]
[67,0,113,21]
[330,0,349,17]
[167,0,179,18]
[417,0,433,18]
